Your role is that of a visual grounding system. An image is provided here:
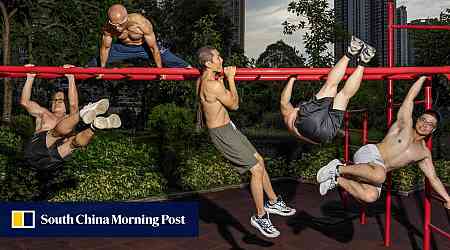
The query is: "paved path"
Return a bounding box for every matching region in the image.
[2,180,449,250]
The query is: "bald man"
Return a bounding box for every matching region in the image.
[90,4,189,69]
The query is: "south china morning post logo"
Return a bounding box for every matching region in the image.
[11,210,35,229]
[2,203,198,237]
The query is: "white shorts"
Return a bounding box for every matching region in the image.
[353,144,386,196]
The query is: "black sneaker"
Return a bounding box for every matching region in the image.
[264,196,296,216]
[250,212,280,238]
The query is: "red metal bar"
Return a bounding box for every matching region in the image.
[360,111,369,225]
[392,24,450,31]
[384,1,395,247]
[1,66,450,77]
[423,80,434,250]
[392,99,425,108]
[344,112,350,163]
[429,224,450,240]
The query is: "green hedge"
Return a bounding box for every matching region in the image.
[0,128,167,201]
[177,147,241,191]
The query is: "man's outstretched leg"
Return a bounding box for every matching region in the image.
[249,162,280,238]
[333,41,376,111]
[255,154,296,217]
[316,36,365,99]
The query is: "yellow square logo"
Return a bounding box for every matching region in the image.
[11,210,35,229]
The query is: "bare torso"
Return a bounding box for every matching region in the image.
[199,74,231,129]
[105,14,149,46]
[35,110,65,133]
[377,121,429,171]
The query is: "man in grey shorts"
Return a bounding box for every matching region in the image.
[316,76,450,209]
[197,46,296,238]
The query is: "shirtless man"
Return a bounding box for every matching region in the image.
[316,76,450,209]
[21,65,121,171]
[92,4,189,69]
[197,46,296,238]
[280,36,376,144]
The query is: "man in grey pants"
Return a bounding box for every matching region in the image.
[197,46,296,238]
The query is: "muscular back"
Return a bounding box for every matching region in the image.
[103,13,153,45]
[377,122,429,171]
[199,76,231,129]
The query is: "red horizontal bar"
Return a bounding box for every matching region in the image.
[1,66,449,81]
[429,224,450,240]
[392,24,450,31]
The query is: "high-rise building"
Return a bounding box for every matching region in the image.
[396,6,408,66]
[220,0,245,51]
[335,0,408,66]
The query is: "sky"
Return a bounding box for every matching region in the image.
[245,0,450,60]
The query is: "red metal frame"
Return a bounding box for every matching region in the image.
[343,109,369,225]
[386,1,450,249]
[0,66,450,81]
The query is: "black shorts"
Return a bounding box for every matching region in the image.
[295,96,344,143]
[24,131,65,171]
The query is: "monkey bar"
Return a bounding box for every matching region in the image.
[0,66,450,81]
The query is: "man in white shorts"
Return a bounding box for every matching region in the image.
[316,76,450,209]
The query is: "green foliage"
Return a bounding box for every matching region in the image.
[50,167,166,201]
[294,145,341,182]
[410,9,450,66]
[0,130,167,201]
[148,103,195,141]
[283,0,336,66]
[11,114,35,139]
[192,14,223,52]
[177,147,241,191]
[256,40,306,67]
[0,126,23,154]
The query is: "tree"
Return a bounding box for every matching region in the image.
[1,0,20,123]
[410,9,450,66]
[256,40,305,68]
[282,0,335,67]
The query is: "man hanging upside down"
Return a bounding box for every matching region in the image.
[317,76,450,209]
[280,36,376,144]
[197,46,296,238]
[89,4,189,70]
[21,64,121,171]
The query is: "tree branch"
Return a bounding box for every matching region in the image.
[8,8,17,19]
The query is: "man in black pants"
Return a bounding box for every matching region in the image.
[280,36,376,144]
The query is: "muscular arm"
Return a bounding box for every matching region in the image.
[100,30,113,67]
[397,76,427,129]
[419,153,450,208]
[65,67,79,114]
[20,74,47,118]
[140,18,162,68]
[210,77,239,111]
[280,77,296,117]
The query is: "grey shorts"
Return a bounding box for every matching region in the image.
[353,144,386,195]
[208,121,258,174]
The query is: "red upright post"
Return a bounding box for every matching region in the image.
[385,0,395,247]
[360,111,369,225]
[423,80,433,250]
[344,112,350,163]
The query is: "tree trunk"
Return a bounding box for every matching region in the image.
[0,2,17,124]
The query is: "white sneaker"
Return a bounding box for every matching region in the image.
[359,43,377,65]
[93,114,121,129]
[319,178,338,196]
[316,159,342,183]
[346,36,365,58]
[250,213,280,238]
[80,99,109,124]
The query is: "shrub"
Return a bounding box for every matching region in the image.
[177,146,241,191]
[0,126,23,155]
[148,103,195,142]
[294,145,341,183]
[11,114,35,139]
